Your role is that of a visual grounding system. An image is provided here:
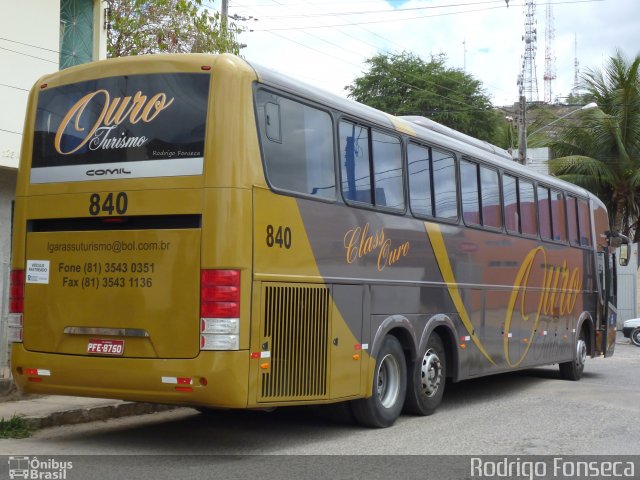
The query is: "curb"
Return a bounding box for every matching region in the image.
[22,402,178,430]
[0,378,14,397]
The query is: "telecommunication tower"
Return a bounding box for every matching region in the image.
[572,34,580,94]
[543,0,556,103]
[521,0,539,102]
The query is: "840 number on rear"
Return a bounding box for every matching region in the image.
[89,192,128,216]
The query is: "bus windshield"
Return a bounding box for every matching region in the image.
[31,72,210,183]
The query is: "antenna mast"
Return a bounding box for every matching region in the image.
[521,0,539,102]
[543,0,556,103]
[572,34,580,94]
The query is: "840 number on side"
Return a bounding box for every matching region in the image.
[266,225,292,249]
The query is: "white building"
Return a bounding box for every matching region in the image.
[0,0,107,371]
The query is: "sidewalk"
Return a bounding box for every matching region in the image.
[0,387,177,430]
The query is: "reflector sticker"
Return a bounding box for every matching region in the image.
[25,368,51,376]
[26,260,50,284]
[86,338,124,355]
[161,377,193,385]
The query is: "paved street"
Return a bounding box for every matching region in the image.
[1,338,638,458]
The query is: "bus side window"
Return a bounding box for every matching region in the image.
[340,121,372,204]
[432,149,458,220]
[577,198,592,246]
[538,186,552,240]
[480,165,501,229]
[551,189,567,242]
[519,179,537,236]
[460,159,480,225]
[408,143,433,217]
[372,130,404,210]
[257,91,336,200]
[567,195,580,245]
[503,174,519,233]
[340,122,404,211]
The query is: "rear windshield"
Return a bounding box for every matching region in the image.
[31,72,209,183]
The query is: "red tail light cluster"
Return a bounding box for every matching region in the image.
[9,269,24,314]
[200,269,240,318]
[200,270,240,351]
[8,269,25,342]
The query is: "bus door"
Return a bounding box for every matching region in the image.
[597,251,617,357]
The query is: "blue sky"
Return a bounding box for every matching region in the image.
[213,0,640,106]
[385,0,411,6]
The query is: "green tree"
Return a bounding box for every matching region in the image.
[345,52,499,142]
[546,50,640,239]
[107,0,243,57]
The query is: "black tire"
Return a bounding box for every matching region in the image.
[403,333,446,416]
[559,329,587,381]
[631,327,640,347]
[351,335,406,428]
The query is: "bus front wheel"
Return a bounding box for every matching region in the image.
[404,332,446,416]
[351,335,406,428]
[559,329,587,381]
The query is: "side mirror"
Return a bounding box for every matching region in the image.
[619,244,630,267]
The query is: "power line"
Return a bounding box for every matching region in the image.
[0,36,60,54]
[0,83,29,92]
[257,0,508,19]
[0,128,22,136]
[254,0,603,31]
[0,45,57,64]
[255,4,507,30]
[235,1,506,110]
[231,0,515,97]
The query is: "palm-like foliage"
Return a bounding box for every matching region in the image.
[547,50,640,239]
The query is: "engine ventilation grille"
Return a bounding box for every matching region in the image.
[259,284,330,401]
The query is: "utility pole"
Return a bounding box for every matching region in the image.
[517,74,527,164]
[221,0,228,35]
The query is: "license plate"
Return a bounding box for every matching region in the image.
[87,338,124,356]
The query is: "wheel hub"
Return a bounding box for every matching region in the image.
[420,348,442,397]
[576,338,587,368]
[376,353,400,408]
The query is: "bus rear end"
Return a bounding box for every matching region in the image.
[9,54,259,408]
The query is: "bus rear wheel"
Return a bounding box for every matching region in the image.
[559,329,587,381]
[351,335,406,428]
[404,332,446,416]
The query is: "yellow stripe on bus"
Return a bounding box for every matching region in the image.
[425,222,496,366]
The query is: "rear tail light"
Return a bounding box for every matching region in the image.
[8,269,24,343]
[200,270,240,351]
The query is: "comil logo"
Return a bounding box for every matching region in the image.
[8,456,73,479]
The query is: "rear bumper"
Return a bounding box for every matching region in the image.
[12,344,249,408]
[622,327,634,338]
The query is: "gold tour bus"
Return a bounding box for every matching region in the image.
[8,54,623,427]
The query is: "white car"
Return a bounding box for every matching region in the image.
[623,318,640,347]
